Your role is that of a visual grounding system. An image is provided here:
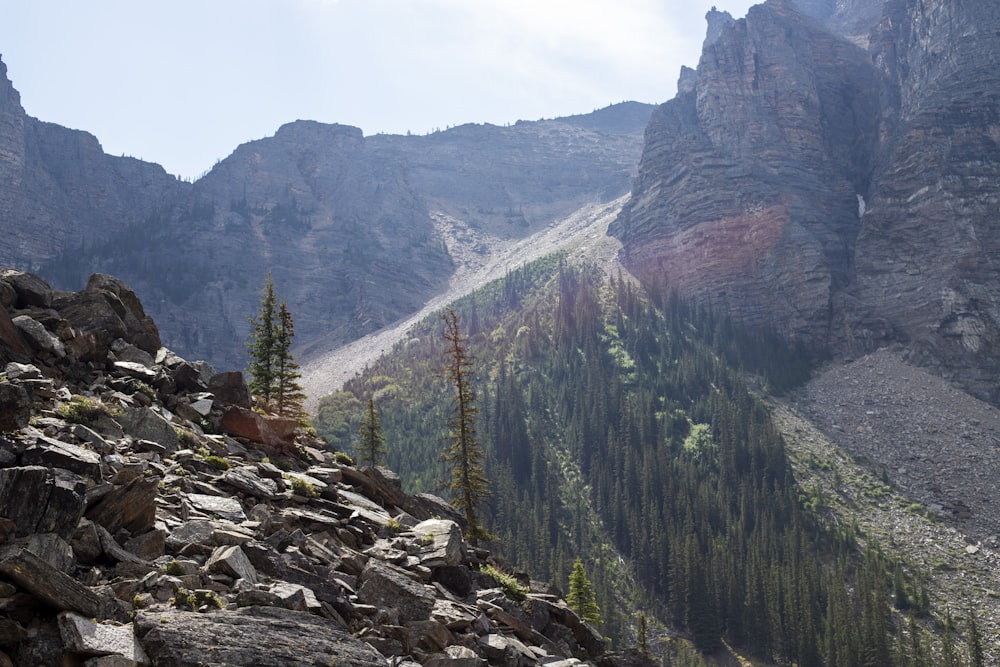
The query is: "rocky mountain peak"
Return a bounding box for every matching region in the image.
[614,0,1000,402]
[0,56,22,112]
[703,7,735,48]
[0,266,643,666]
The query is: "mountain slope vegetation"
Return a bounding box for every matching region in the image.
[314,255,959,664]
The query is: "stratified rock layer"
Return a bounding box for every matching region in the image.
[613,0,1000,401]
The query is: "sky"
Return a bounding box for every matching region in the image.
[0,0,757,180]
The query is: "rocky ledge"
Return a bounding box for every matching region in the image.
[0,267,647,667]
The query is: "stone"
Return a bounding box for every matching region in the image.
[18,532,75,571]
[0,466,86,538]
[86,476,158,535]
[0,548,101,617]
[187,493,246,522]
[135,606,386,666]
[219,406,293,450]
[206,544,258,585]
[110,339,154,367]
[358,559,436,623]
[2,361,40,381]
[112,361,157,383]
[123,529,166,561]
[57,612,149,663]
[0,269,52,308]
[116,407,180,454]
[270,581,321,612]
[412,518,465,568]
[219,466,278,499]
[21,435,101,477]
[11,315,65,357]
[0,382,30,432]
[207,371,251,408]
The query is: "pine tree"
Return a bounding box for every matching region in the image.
[246,274,305,419]
[441,308,492,545]
[968,607,985,667]
[358,398,387,467]
[247,273,278,404]
[275,302,306,419]
[637,612,649,653]
[941,610,959,667]
[567,557,602,626]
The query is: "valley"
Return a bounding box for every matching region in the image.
[297,196,629,408]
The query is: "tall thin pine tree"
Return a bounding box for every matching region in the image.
[358,398,387,467]
[441,308,492,545]
[247,273,278,405]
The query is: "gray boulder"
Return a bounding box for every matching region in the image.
[135,606,386,666]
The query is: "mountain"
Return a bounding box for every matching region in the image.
[0,55,652,372]
[611,0,1000,402]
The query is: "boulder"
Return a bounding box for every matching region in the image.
[0,269,52,308]
[205,545,258,584]
[12,315,65,358]
[85,476,159,536]
[207,371,251,408]
[219,406,293,450]
[0,466,86,538]
[117,407,180,453]
[58,612,149,664]
[187,493,246,523]
[0,548,101,617]
[412,519,465,568]
[22,435,101,478]
[358,559,436,623]
[135,606,386,666]
[0,382,30,432]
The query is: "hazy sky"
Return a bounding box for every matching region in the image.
[0,0,757,180]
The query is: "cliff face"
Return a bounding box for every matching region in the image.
[0,53,651,370]
[0,59,183,271]
[613,0,1000,400]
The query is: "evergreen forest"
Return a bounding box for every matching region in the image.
[315,255,956,665]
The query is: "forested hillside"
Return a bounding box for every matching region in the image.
[314,256,949,664]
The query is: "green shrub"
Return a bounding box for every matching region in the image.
[482,564,528,601]
[57,396,116,427]
[288,476,318,498]
[333,451,355,466]
[203,455,230,471]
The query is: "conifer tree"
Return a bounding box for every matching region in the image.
[247,273,278,405]
[567,557,602,626]
[275,302,306,419]
[247,274,306,419]
[941,610,959,667]
[441,308,492,545]
[637,612,648,653]
[358,397,387,467]
[968,607,985,667]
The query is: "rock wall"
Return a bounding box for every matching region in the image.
[613,0,1000,401]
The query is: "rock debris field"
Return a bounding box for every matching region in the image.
[796,347,1000,546]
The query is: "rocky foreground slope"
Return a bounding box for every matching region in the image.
[0,266,647,667]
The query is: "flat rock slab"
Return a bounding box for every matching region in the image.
[0,548,101,617]
[187,493,246,522]
[58,612,149,663]
[358,559,435,622]
[135,606,386,666]
[22,435,101,478]
[412,519,465,567]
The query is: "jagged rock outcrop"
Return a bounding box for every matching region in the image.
[0,268,615,665]
[613,0,1000,401]
[0,53,652,372]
